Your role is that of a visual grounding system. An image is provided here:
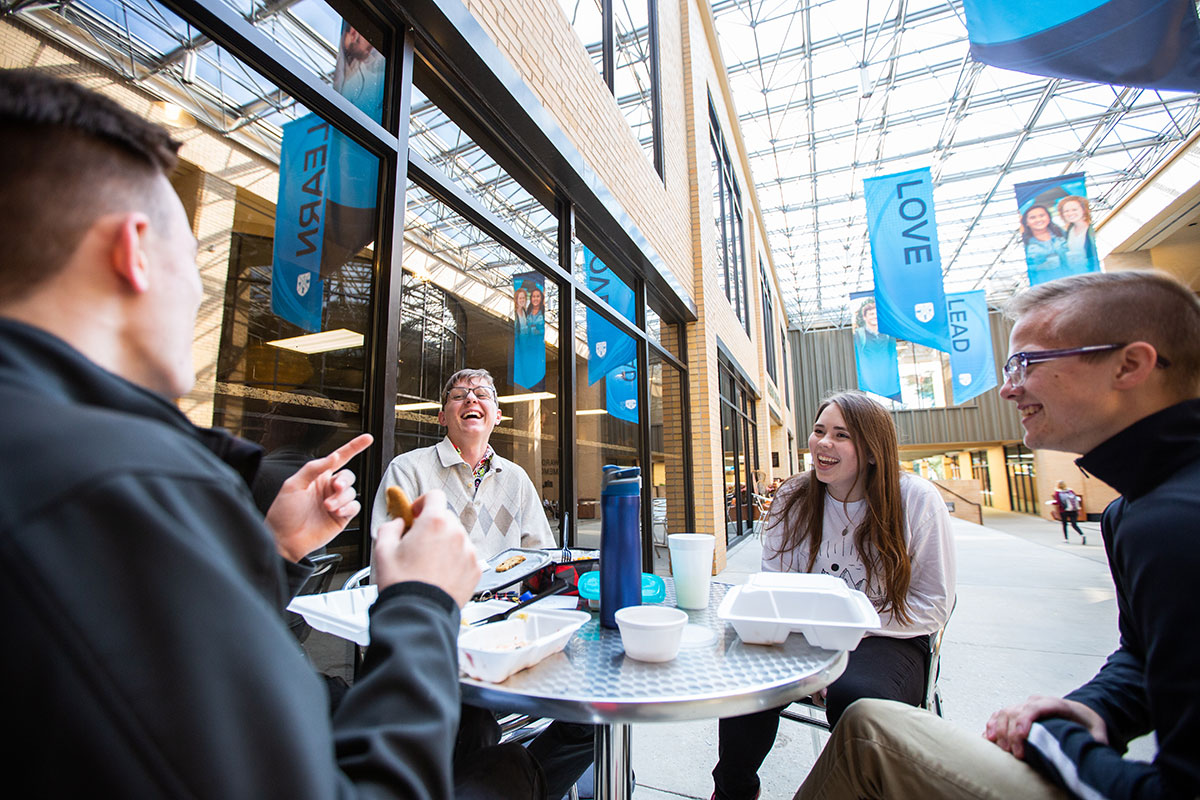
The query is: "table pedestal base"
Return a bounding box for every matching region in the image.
[594,722,632,800]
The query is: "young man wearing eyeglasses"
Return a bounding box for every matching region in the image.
[371,368,554,558]
[795,270,1200,800]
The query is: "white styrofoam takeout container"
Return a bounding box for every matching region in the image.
[717,572,880,650]
[288,592,521,647]
[458,608,591,683]
[288,585,378,646]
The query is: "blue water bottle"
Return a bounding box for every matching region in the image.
[600,465,642,628]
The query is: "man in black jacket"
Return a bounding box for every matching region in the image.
[795,270,1200,800]
[0,69,487,797]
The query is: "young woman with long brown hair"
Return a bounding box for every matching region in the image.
[712,390,956,800]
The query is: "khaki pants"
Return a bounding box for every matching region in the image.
[794,699,1070,800]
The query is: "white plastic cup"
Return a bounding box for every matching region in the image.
[668,533,715,610]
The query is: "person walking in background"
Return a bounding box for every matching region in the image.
[712,390,956,800]
[1053,479,1086,544]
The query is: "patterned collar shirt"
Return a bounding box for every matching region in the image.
[453,441,495,491]
[371,436,554,559]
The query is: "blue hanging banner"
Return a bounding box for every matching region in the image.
[585,246,637,386]
[946,291,998,405]
[1013,172,1101,286]
[863,167,951,352]
[850,291,902,401]
[271,25,383,332]
[605,361,639,423]
[270,115,328,332]
[512,272,547,389]
[963,0,1200,92]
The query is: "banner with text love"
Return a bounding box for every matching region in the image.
[946,290,997,405]
[863,167,951,352]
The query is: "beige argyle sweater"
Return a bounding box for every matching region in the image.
[371,437,555,559]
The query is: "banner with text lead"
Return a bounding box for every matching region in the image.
[946,290,998,405]
[963,0,1200,92]
[864,167,951,352]
[850,291,902,401]
[585,246,638,385]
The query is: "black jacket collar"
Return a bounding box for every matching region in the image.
[0,317,262,484]
[1077,398,1200,501]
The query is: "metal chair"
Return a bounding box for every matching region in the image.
[287,553,343,643]
[343,565,371,591]
[781,601,954,729]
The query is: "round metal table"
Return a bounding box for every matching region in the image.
[460,582,848,800]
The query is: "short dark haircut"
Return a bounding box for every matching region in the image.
[0,69,182,301]
[1005,270,1200,398]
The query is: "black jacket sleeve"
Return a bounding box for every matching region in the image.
[3,468,461,799]
[1023,495,1200,799]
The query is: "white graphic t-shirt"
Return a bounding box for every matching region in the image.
[759,471,956,637]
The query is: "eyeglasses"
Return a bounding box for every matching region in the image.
[1002,344,1171,387]
[445,385,496,403]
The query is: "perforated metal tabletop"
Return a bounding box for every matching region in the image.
[460,582,847,725]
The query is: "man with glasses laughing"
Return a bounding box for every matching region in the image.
[794,270,1200,800]
[372,368,553,559]
[373,369,595,800]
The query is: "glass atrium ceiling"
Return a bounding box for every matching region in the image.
[710,0,1200,329]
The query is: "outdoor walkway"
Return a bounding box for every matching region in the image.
[629,507,1154,799]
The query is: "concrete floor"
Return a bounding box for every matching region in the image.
[303,506,1156,798]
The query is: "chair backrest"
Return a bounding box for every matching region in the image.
[288,553,343,643]
[782,598,955,730]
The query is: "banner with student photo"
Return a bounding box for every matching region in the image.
[605,361,639,423]
[1014,172,1100,286]
[584,246,637,385]
[271,24,382,331]
[863,167,951,352]
[963,0,1200,92]
[850,291,902,401]
[946,290,998,405]
[512,272,546,389]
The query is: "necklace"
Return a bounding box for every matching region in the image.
[828,496,854,537]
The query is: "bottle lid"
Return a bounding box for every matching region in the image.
[601,465,641,496]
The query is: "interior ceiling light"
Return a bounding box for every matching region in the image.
[577,408,607,415]
[496,391,556,403]
[395,401,441,411]
[267,328,364,354]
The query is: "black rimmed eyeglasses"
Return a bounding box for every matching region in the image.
[445,386,496,403]
[1002,344,1171,387]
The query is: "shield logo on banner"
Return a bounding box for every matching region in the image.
[296,271,311,297]
[959,373,972,386]
[624,399,636,411]
[914,302,935,323]
[596,341,607,358]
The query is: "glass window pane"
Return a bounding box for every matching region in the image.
[574,299,641,551]
[572,238,637,325]
[649,352,687,573]
[9,1,388,568]
[409,85,557,262]
[219,0,389,124]
[612,0,656,165]
[397,182,562,550]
